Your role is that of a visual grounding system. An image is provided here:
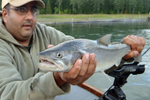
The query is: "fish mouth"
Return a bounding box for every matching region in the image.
[40,59,56,66]
[38,58,64,71]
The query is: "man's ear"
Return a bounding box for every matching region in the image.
[2,9,8,24]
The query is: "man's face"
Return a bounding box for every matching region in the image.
[3,2,37,42]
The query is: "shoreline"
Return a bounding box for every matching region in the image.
[37,14,148,24]
[38,19,146,25]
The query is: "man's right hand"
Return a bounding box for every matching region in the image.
[48,44,97,87]
[53,53,97,87]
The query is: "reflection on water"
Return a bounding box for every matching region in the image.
[48,21,150,100]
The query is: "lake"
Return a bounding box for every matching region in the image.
[48,20,150,100]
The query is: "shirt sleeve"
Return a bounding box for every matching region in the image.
[29,72,70,100]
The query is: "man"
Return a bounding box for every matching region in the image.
[0,0,145,100]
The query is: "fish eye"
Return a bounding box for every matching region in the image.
[56,53,62,58]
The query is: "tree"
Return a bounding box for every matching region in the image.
[136,0,144,14]
[70,0,84,14]
[120,0,125,14]
[103,0,115,14]
[62,0,71,14]
[143,0,150,14]
[113,0,125,14]
[93,0,101,13]
[0,0,1,10]
[114,0,122,14]
[56,0,63,14]
[27,0,150,14]
[70,0,76,13]
[129,0,137,14]
[46,0,52,14]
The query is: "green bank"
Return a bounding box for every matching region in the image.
[37,14,149,24]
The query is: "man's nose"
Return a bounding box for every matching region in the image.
[25,10,35,20]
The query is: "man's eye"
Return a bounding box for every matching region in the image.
[18,7,26,12]
[31,8,37,13]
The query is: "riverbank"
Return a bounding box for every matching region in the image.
[37,14,148,24]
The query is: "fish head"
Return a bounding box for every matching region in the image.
[37,44,83,72]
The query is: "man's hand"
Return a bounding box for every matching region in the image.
[123,35,145,60]
[54,53,97,87]
[48,44,97,87]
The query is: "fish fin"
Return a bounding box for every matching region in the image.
[134,53,142,62]
[96,71,112,82]
[119,39,124,43]
[79,49,86,55]
[97,34,112,46]
[115,59,122,67]
[102,72,112,82]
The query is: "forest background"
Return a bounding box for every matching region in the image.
[0,0,150,23]
[0,0,150,14]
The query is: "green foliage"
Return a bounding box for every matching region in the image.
[55,0,63,14]
[110,11,115,14]
[63,9,69,14]
[0,0,1,10]
[40,9,46,14]
[46,0,52,14]
[0,0,150,14]
[54,7,59,14]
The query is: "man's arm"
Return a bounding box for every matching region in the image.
[0,42,70,100]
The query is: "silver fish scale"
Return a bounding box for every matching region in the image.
[73,39,131,72]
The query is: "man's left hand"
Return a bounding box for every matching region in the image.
[123,35,145,60]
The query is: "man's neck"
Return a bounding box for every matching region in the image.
[17,40,30,46]
[17,37,32,46]
[17,35,33,46]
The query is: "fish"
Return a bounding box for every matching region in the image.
[37,34,139,72]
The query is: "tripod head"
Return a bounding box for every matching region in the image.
[99,61,145,100]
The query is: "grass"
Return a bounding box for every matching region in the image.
[37,14,149,24]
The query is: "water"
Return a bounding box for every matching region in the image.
[48,21,150,100]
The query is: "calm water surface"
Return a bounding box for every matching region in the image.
[48,21,150,100]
